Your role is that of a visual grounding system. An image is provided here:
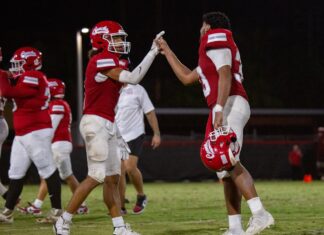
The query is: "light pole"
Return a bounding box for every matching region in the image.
[76,27,89,146]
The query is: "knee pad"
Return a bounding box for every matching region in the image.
[88,161,106,183]
[53,151,73,180]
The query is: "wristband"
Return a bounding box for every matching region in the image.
[214,104,223,112]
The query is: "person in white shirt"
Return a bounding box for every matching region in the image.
[116,84,161,214]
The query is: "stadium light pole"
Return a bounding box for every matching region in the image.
[76,27,89,146]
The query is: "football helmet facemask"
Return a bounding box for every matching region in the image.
[90,20,131,54]
[48,78,65,99]
[200,126,240,172]
[9,47,42,77]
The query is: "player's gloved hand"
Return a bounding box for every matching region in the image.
[150,31,165,56]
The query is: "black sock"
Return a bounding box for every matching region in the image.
[2,191,8,200]
[5,179,24,210]
[45,170,62,209]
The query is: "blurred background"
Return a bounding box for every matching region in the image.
[0,0,324,182]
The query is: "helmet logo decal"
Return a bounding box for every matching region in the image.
[204,140,215,159]
[92,26,109,35]
[21,51,37,59]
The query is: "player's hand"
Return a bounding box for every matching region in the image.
[213,111,223,129]
[156,37,171,56]
[150,31,165,56]
[151,134,161,150]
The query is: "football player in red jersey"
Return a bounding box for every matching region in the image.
[157,12,274,235]
[0,47,62,223]
[17,78,88,219]
[54,21,164,235]
[0,47,10,201]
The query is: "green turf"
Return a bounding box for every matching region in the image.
[1,181,324,234]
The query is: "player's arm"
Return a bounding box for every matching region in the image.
[145,110,161,149]
[50,114,63,132]
[207,48,232,128]
[157,38,199,85]
[0,74,38,98]
[98,31,165,85]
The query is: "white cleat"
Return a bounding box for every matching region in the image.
[53,216,71,235]
[245,211,274,235]
[0,208,14,223]
[222,229,246,235]
[113,223,141,235]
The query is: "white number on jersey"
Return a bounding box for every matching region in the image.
[197,66,210,98]
[41,87,50,110]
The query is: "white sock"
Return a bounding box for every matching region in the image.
[81,201,86,206]
[112,216,125,228]
[33,199,43,208]
[62,211,73,222]
[228,214,243,232]
[0,182,7,196]
[247,197,265,215]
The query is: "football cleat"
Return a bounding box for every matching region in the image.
[76,205,89,215]
[113,224,140,235]
[132,194,147,215]
[0,208,14,223]
[36,208,63,224]
[245,211,274,235]
[17,202,42,216]
[53,216,71,235]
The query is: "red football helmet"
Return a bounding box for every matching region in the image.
[9,47,42,77]
[90,20,131,54]
[200,126,240,172]
[48,78,65,99]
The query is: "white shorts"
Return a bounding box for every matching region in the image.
[52,141,73,180]
[80,115,121,183]
[9,128,56,180]
[0,117,9,157]
[213,96,250,179]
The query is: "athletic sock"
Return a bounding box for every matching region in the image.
[33,198,43,208]
[247,197,265,215]
[45,170,62,209]
[112,216,125,228]
[228,214,243,232]
[62,211,73,222]
[5,179,24,210]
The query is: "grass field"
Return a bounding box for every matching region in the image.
[0,181,324,235]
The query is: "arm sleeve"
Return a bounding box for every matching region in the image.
[118,50,157,85]
[206,48,232,71]
[50,114,63,132]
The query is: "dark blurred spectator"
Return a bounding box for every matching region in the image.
[288,145,303,180]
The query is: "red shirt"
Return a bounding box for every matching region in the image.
[198,29,248,108]
[0,70,52,136]
[49,99,72,143]
[288,150,302,166]
[83,50,127,122]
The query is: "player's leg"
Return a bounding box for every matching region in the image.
[0,116,9,200]
[119,160,127,214]
[104,130,140,235]
[17,178,46,215]
[0,136,31,223]
[125,134,147,214]
[226,96,274,234]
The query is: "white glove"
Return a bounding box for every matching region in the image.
[150,30,165,56]
[116,126,130,160]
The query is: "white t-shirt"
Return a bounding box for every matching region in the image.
[116,84,154,142]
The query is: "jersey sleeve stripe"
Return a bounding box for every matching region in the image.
[96,59,116,68]
[207,33,227,43]
[52,105,65,112]
[23,76,39,85]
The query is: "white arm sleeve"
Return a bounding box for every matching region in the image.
[118,51,156,85]
[95,72,109,83]
[50,114,63,132]
[206,48,232,71]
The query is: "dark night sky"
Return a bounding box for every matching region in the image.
[1,0,324,114]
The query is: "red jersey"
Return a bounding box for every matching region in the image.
[83,50,127,122]
[0,70,51,136]
[49,99,72,143]
[288,150,302,166]
[198,29,248,108]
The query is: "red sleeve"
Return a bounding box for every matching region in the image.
[49,100,65,115]
[95,52,119,72]
[0,74,38,98]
